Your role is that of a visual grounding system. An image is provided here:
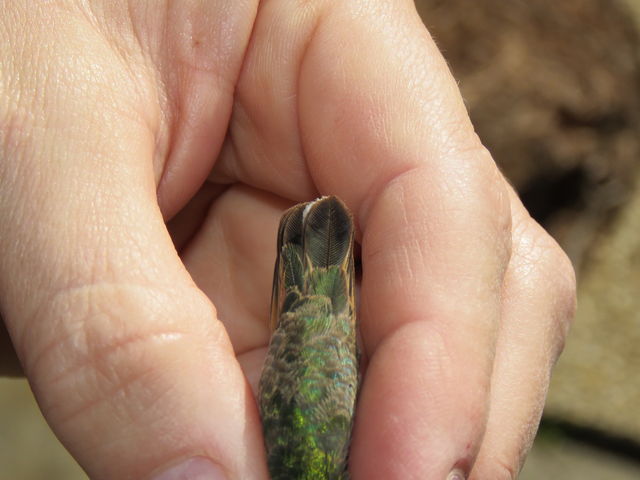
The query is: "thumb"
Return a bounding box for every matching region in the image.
[0,119,266,480]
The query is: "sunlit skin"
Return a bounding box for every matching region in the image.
[0,2,576,479]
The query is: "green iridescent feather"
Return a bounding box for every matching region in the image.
[258,196,359,480]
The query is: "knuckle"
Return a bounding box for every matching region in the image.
[536,234,576,330]
[511,216,577,350]
[419,138,512,244]
[471,454,520,480]
[550,247,578,329]
[487,458,519,480]
[445,141,513,262]
[451,142,512,227]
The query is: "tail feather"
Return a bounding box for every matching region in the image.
[302,197,354,269]
[270,196,355,331]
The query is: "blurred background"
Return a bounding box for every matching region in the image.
[2,0,640,478]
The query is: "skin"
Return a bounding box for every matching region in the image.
[0,1,576,479]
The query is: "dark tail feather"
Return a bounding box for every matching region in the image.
[302,196,354,269]
[270,196,355,330]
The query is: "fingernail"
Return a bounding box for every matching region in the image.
[447,469,466,480]
[152,457,228,480]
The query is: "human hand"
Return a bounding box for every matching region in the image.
[0,2,576,479]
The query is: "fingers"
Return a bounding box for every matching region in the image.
[153,0,259,218]
[301,2,510,477]
[0,10,267,480]
[211,0,322,200]
[221,0,513,477]
[350,165,510,478]
[0,146,267,480]
[0,152,267,480]
[469,188,576,479]
[215,0,481,204]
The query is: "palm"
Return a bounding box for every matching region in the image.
[173,186,296,393]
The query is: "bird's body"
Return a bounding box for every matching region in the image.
[258,196,358,480]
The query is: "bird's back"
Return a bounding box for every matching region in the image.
[258,196,358,480]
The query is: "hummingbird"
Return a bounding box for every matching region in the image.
[258,196,359,480]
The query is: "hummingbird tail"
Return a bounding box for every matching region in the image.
[270,196,355,330]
